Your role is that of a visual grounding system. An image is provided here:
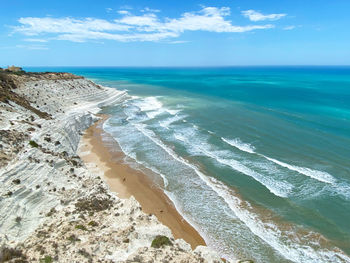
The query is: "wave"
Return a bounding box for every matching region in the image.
[263,156,336,185]
[222,137,256,154]
[159,115,186,129]
[175,131,293,198]
[130,96,183,120]
[130,96,164,119]
[166,109,181,115]
[221,137,337,185]
[196,174,350,263]
[221,137,350,201]
[132,96,163,112]
[134,120,289,199]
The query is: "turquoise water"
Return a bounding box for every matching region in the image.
[28,67,350,262]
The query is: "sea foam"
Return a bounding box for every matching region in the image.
[159,115,186,129]
[175,131,293,198]
[263,156,336,184]
[221,137,337,185]
[195,174,350,263]
[221,137,256,154]
[131,96,183,120]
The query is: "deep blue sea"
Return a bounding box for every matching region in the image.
[27,67,350,263]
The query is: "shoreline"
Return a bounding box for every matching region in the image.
[78,115,206,249]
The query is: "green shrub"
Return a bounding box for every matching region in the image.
[46,208,56,217]
[78,249,90,259]
[151,235,172,248]
[40,255,53,263]
[75,224,87,231]
[88,221,98,227]
[29,140,39,147]
[12,179,21,185]
[67,234,80,242]
[75,197,113,213]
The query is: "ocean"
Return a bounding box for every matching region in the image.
[27,66,350,263]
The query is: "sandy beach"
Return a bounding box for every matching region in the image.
[78,115,206,249]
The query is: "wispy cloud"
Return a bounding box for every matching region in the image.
[283,25,296,30]
[15,17,131,35]
[242,10,286,22]
[117,10,131,15]
[16,44,48,50]
[168,40,190,44]
[141,7,160,13]
[24,38,48,42]
[119,5,133,10]
[13,7,275,43]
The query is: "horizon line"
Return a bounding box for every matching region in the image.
[15,65,350,68]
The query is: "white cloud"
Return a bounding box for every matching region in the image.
[16,44,48,50]
[117,13,159,28]
[15,17,131,36]
[117,10,130,15]
[119,5,133,10]
[13,7,275,43]
[168,40,190,44]
[242,10,286,22]
[283,25,296,30]
[24,38,48,42]
[163,7,273,33]
[141,7,160,13]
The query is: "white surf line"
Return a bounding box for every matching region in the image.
[199,176,350,263]
[132,96,184,121]
[222,138,256,154]
[174,134,292,198]
[262,156,336,185]
[159,115,186,129]
[134,123,291,198]
[221,137,337,185]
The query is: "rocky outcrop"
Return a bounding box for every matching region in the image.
[0,72,226,262]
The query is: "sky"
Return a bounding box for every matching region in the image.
[1,0,350,66]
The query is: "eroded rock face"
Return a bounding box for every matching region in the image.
[0,71,126,243]
[0,129,29,167]
[0,72,227,263]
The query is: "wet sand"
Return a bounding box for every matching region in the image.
[78,115,206,249]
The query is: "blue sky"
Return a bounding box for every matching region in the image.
[1,0,350,66]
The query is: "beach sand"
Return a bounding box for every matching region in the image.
[78,115,206,249]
